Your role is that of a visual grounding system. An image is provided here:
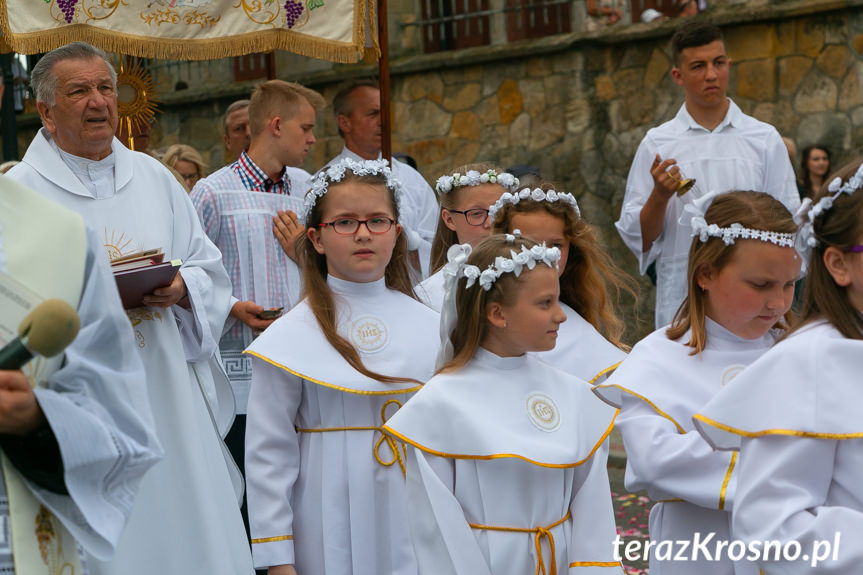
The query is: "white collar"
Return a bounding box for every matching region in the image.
[327,275,387,297]
[672,98,740,134]
[474,346,528,371]
[702,316,777,352]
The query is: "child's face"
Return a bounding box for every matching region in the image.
[441,184,503,247]
[492,266,567,355]
[698,240,799,339]
[509,211,569,278]
[307,183,401,283]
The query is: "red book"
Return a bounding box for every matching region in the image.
[113,259,182,309]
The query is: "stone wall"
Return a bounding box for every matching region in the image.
[15,0,863,342]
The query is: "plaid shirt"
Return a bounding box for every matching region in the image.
[233,151,292,195]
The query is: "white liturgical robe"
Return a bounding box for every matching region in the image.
[594,319,774,575]
[695,320,863,574]
[244,276,439,574]
[384,348,623,575]
[0,176,161,573]
[8,130,253,575]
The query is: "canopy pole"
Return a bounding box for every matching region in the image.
[377,0,391,162]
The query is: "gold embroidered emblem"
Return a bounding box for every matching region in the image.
[35,505,76,574]
[721,365,746,387]
[526,393,561,432]
[349,316,389,353]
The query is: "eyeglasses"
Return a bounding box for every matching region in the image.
[318,217,396,235]
[447,208,490,226]
[846,245,863,253]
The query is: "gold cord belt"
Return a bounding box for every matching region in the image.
[296,399,406,476]
[468,510,571,575]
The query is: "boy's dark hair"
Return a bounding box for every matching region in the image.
[671,21,724,66]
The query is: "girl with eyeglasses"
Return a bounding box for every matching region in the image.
[244,158,439,575]
[416,163,520,311]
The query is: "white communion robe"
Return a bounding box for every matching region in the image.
[694,320,863,574]
[244,276,439,573]
[8,130,253,575]
[0,177,162,571]
[384,349,624,575]
[534,302,626,384]
[416,267,446,311]
[594,319,773,575]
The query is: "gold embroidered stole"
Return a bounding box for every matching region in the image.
[0,177,86,575]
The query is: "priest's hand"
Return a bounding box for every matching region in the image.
[0,370,46,436]
[273,210,304,263]
[268,565,297,575]
[144,271,188,309]
[231,300,278,332]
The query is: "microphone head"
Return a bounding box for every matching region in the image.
[19,299,80,358]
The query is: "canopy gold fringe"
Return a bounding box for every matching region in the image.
[0,0,380,63]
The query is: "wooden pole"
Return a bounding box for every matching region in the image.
[377,0,391,162]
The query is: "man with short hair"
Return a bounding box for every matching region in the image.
[616,21,800,328]
[8,42,253,575]
[325,79,439,276]
[223,97,313,193]
[191,80,326,498]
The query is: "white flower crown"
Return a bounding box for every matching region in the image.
[487,188,580,224]
[435,169,520,194]
[794,162,863,255]
[303,158,403,221]
[682,191,795,248]
[458,231,561,291]
[690,217,795,247]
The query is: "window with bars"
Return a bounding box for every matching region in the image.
[233,53,273,82]
[420,0,491,53]
[506,0,571,42]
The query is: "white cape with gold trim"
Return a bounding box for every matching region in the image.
[534,302,626,384]
[8,132,252,575]
[693,320,863,574]
[384,349,622,574]
[244,276,439,573]
[593,319,772,575]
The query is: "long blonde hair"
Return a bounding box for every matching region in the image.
[429,162,505,273]
[298,172,418,383]
[492,181,637,347]
[794,160,863,340]
[667,191,798,353]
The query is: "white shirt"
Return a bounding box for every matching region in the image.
[695,321,863,574]
[616,100,800,328]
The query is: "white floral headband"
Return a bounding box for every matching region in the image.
[303,158,402,221]
[435,169,519,195]
[794,163,863,255]
[487,188,580,224]
[459,231,561,291]
[682,191,795,248]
